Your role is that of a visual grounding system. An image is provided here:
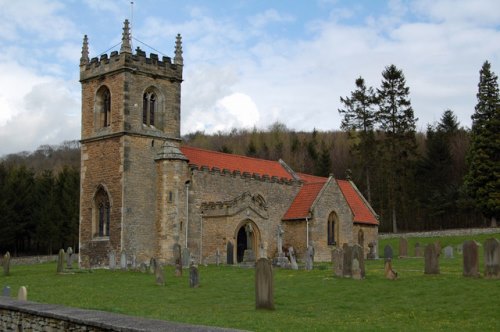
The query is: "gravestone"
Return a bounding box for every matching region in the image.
[443,246,454,259]
[288,247,298,270]
[255,258,274,310]
[483,238,500,279]
[352,258,362,280]
[226,241,234,265]
[149,257,157,274]
[189,263,199,288]
[57,249,65,273]
[139,262,148,273]
[367,242,376,260]
[384,245,393,263]
[352,244,365,278]
[3,251,10,276]
[414,243,423,257]
[342,244,353,278]
[215,249,221,267]
[424,243,440,274]
[131,254,137,269]
[399,238,408,258]
[182,247,191,268]
[241,249,256,268]
[18,286,27,301]
[66,247,73,269]
[304,246,314,271]
[174,244,182,277]
[108,251,116,270]
[456,243,463,255]
[332,248,343,277]
[120,251,127,270]
[2,286,10,297]
[462,240,480,277]
[384,260,398,280]
[155,263,165,286]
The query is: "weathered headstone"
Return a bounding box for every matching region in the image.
[332,248,343,277]
[120,251,127,270]
[131,254,137,269]
[484,238,500,279]
[288,247,298,270]
[109,251,116,270]
[241,249,256,268]
[463,240,480,277]
[2,286,10,297]
[304,246,314,271]
[342,243,353,278]
[384,260,397,280]
[352,244,365,278]
[182,247,190,268]
[414,243,423,257]
[57,249,65,273]
[66,247,73,269]
[352,258,362,280]
[155,263,165,286]
[226,241,234,265]
[189,263,199,288]
[456,243,463,255]
[149,257,157,274]
[424,243,440,274]
[3,251,11,276]
[139,262,148,273]
[17,286,27,301]
[255,258,274,310]
[174,244,182,277]
[367,242,376,260]
[399,238,408,258]
[443,245,454,259]
[215,248,221,267]
[384,245,393,263]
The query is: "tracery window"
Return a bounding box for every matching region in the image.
[97,86,111,128]
[327,212,338,245]
[143,92,156,126]
[94,187,110,238]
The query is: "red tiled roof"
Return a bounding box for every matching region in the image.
[180,146,294,180]
[282,176,327,220]
[337,180,379,225]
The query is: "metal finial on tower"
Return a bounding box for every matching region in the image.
[120,19,132,54]
[80,35,89,66]
[174,34,183,65]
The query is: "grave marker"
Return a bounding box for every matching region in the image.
[367,242,376,260]
[484,238,500,279]
[189,263,199,288]
[66,247,73,269]
[3,251,10,276]
[342,244,353,278]
[255,258,274,310]
[414,243,423,257]
[288,247,298,270]
[443,246,454,259]
[109,251,116,270]
[352,258,362,280]
[399,238,408,257]
[2,286,10,297]
[57,249,65,273]
[384,260,397,280]
[304,246,314,271]
[18,286,27,301]
[226,241,234,265]
[424,243,440,274]
[120,251,127,270]
[332,248,343,277]
[352,244,365,278]
[384,245,393,263]
[463,240,480,277]
[182,247,191,268]
[149,257,157,274]
[155,263,165,286]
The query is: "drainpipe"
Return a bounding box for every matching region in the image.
[200,213,203,265]
[185,182,189,248]
[306,217,309,249]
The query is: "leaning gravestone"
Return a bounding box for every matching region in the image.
[2,286,10,297]
[57,249,65,273]
[414,243,423,257]
[155,263,165,286]
[332,248,343,277]
[66,247,73,269]
[120,251,127,270]
[424,243,440,274]
[255,258,274,310]
[399,238,408,258]
[3,251,11,276]
[288,247,298,270]
[352,244,365,278]
[18,286,27,301]
[483,238,500,279]
[384,245,393,263]
[342,244,353,278]
[108,251,116,270]
[189,263,199,288]
[443,246,454,259]
[463,240,480,277]
[226,241,234,265]
[182,247,191,268]
[384,260,397,280]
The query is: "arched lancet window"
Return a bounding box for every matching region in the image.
[143,91,156,126]
[96,86,111,128]
[327,212,338,245]
[94,187,110,238]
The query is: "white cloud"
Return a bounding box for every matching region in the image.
[248,9,294,29]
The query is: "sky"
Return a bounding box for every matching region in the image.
[0,0,499,156]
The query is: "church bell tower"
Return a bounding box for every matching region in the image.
[78,20,185,267]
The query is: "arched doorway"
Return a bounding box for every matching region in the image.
[235,221,259,263]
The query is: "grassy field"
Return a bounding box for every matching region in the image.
[1,233,500,331]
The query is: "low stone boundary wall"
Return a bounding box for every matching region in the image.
[0,298,241,332]
[379,227,500,239]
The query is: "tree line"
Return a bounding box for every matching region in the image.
[0,62,497,255]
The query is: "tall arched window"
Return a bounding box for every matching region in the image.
[327,212,339,245]
[143,91,156,126]
[94,186,110,238]
[96,86,111,128]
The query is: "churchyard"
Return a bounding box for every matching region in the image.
[1,232,499,331]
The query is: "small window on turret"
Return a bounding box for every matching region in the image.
[96,86,111,129]
[143,91,156,126]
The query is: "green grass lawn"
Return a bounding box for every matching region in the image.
[1,233,500,331]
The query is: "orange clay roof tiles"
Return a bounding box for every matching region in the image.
[336,180,379,225]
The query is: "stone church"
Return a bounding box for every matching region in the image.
[78,21,379,268]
